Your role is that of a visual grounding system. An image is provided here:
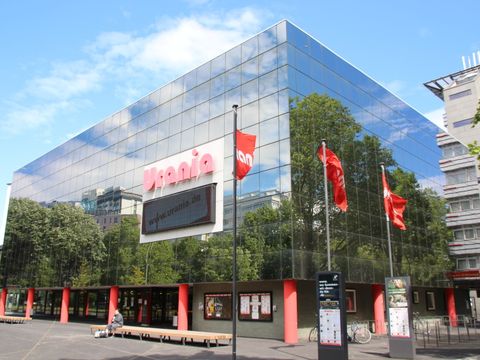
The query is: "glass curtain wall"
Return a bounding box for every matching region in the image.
[2,21,448,289]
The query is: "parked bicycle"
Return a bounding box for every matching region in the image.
[308,323,318,342]
[413,312,431,336]
[308,321,372,344]
[347,322,372,344]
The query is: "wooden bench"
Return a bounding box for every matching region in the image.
[0,315,32,324]
[90,325,232,348]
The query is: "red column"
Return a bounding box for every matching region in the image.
[108,286,119,324]
[60,287,70,324]
[283,279,298,344]
[445,288,457,327]
[0,288,7,316]
[137,294,143,323]
[178,284,189,330]
[25,288,35,319]
[372,284,386,335]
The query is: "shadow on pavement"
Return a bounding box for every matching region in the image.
[417,347,480,359]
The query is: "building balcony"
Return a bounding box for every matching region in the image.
[448,239,480,256]
[439,154,477,172]
[446,208,480,227]
[444,181,480,199]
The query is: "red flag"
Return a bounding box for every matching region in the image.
[317,146,348,212]
[382,171,407,230]
[236,130,256,180]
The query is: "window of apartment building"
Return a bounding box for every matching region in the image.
[448,89,472,100]
[453,118,473,128]
[453,227,479,241]
[449,196,480,213]
[457,257,478,270]
[442,143,469,158]
[446,167,477,185]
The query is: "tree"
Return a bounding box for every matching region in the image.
[467,100,480,166]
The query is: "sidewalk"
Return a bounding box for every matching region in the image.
[1,319,480,359]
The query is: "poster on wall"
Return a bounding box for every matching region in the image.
[238,292,272,321]
[204,293,232,320]
[386,277,410,338]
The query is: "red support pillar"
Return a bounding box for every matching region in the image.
[283,279,298,344]
[25,288,35,319]
[137,294,143,323]
[108,286,119,324]
[445,288,457,327]
[0,288,7,316]
[60,287,70,324]
[177,284,189,330]
[372,284,386,335]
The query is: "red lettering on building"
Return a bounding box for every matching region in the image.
[144,149,215,191]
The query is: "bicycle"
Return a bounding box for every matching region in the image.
[347,322,372,344]
[308,320,318,342]
[413,312,430,336]
[309,321,372,344]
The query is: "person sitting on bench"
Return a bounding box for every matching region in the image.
[106,309,123,335]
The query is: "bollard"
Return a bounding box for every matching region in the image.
[435,323,439,347]
[457,322,461,342]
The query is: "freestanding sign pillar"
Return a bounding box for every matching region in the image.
[315,271,348,360]
[386,276,415,359]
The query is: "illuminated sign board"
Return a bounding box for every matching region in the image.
[142,184,216,234]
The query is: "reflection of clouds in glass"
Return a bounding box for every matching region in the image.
[259,142,279,171]
[259,93,278,121]
[259,48,277,76]
[259,70,278,98]
[259,118,279,146]
[13,137,141,204]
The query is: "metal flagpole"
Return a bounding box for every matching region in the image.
[380,163,394,277]
[322,140,331,271]
[232,104,238,360]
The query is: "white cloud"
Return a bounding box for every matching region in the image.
[1,101,72,134]
[1,8,267,138]
[417,174,445,196]
[424,107,447,132]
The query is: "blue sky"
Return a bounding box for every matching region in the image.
[1,0,480,225]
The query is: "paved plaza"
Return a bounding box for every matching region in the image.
[1,319,480,360]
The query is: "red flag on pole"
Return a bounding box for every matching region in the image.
[381,171,407,230]
[236,130,256,180]
[317,145,348,212]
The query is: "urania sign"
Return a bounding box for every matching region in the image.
[140,138,224,243]
[144,149,215,191]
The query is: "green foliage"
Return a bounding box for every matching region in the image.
[2,199,105,287]
[468,100,480,165]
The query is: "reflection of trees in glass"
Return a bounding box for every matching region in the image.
[287,93,452,284]
[2,199,105,287]
[102,217,178,285]
[2,93,452,288]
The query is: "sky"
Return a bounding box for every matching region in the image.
[1,0,480,227]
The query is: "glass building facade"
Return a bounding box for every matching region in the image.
[3,21,447,290]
